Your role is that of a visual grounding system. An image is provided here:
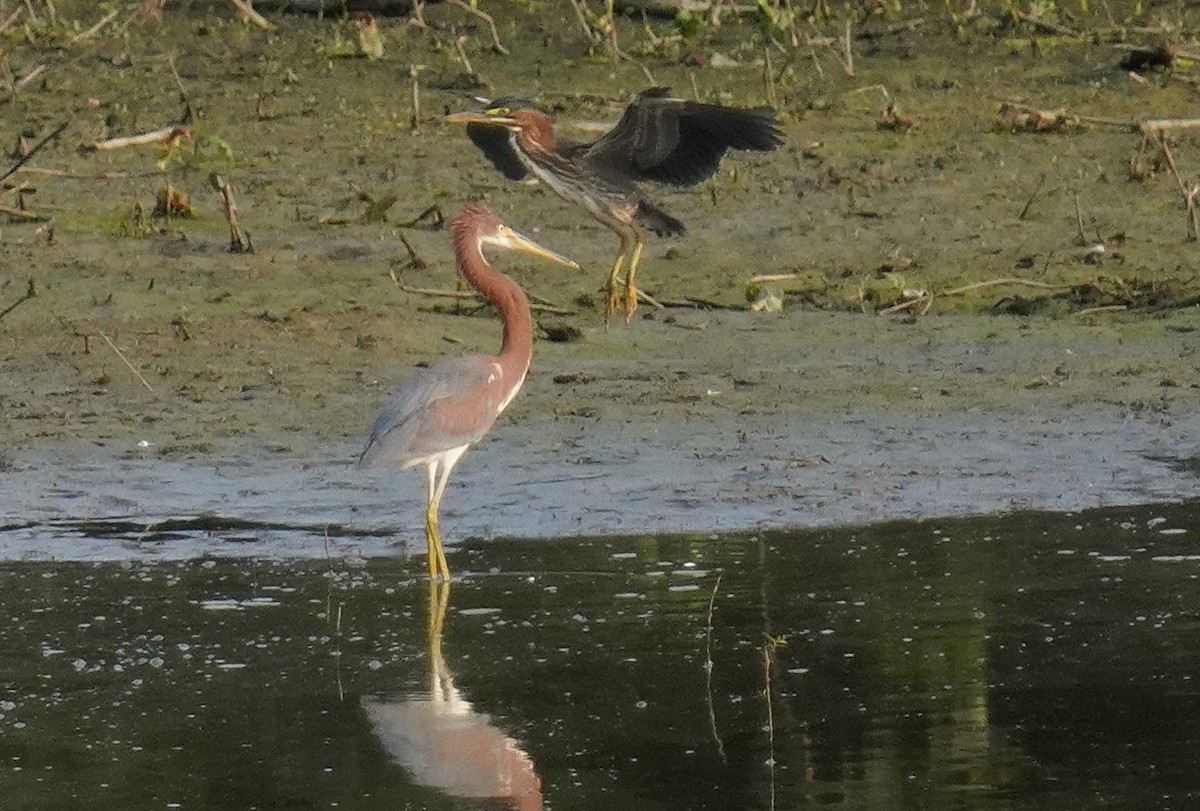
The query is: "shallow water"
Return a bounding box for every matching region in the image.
[2,500,1198,810]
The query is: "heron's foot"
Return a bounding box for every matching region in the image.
[604,284,621,326]
[623,282,639,324]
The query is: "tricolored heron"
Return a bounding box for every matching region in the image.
[445,87,784,323]
[359,203,578,581]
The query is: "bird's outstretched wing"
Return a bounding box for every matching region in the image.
[465,123,528,181]
[359,357,504,469]
[462,93,539,181]
[584,87,784,187]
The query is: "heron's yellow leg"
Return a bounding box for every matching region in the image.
[605,232,634,325]
[623,237,646,324]
[425,462,453,581]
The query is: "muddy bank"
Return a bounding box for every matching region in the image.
[3,308,1198,561]
[2,3,1199,554]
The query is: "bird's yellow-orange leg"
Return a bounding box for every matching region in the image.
[605,231,634,325]
[623,238,645,324]
[425,463,452,581]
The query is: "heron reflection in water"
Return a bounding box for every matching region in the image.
[362,581,543,810]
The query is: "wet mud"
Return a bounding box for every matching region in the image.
[2,2,1199,551]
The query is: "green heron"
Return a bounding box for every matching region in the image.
[445,87,784,322]
[359,203,578,580]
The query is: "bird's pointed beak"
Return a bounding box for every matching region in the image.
[444,110,519,127]
[503,228,579,270]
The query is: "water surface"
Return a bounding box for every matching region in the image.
[2,501,1198,809]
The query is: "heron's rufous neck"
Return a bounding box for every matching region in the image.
[451,233,533,380]
[514,113,556,156]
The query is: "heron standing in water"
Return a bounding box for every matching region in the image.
[359,204,578,580]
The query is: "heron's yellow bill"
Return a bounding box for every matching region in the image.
[444,110,517,127]
[488,225,579,270]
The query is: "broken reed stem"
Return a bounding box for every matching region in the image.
[98,330,157,396]
[1073,190,1087,245]
[1150,131,1200,240]
[763,49,778,110]
[444,0,508,55]
[1018,172,1048,220]
[566,0,599,44]
[0,118,67,182]
[452,34,473,75]
[1075,304,1128,316]
[0,6,24,36]
[0,278,36,322]
[605,0,619,65]
[0,203,47,221]
[409,65,422,131]
[69,7,119,43]
[763,642,777,811]
[703,574,727,763]
[941,277,1066,296]
[214,176,252,253]
[840,18,854,76]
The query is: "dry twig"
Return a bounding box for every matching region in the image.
[226,0,274,31]
[0,279,36,322]
[444,0,508,54]
[212,174,252,253]
[98,331,158,396]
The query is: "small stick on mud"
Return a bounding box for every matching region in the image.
[0,278,36,322]
[452,33,474,76]
[0,203,47,221]
[839,18,855,76]
[1139,118,1200,133]
[212,174,252,253]
[399,232,430,269]
[1018,172,1048,220]
[98,330,158,396]
[1076,304,1128,316]
[0,6,24,36]
[749,273,799,284]
[399,205,444,228]
[70,7,120,43]
[763,50,778,110]
[941,277,1066,296]
[1,121,67,184]
[409,65,424,132]
[394,283,575,315]
[1146,130,1200,240]
[566,0,600,44]
[82,125,190,152]
[444,0,508,55]
[226,0,274,31]
[1073,190,1087,245]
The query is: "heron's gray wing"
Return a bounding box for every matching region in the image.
[359,356,503,469]
[583,88,784,188]
[465,123,528,181]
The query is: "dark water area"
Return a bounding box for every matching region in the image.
[2,501,1198,810]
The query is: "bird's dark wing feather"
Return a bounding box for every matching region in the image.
[466,123,528,181]
[584,88,784,188]
[359,356,502,468]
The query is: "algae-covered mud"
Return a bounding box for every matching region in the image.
[1,1,1198,528]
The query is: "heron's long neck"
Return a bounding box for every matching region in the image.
[454,238,532,376]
